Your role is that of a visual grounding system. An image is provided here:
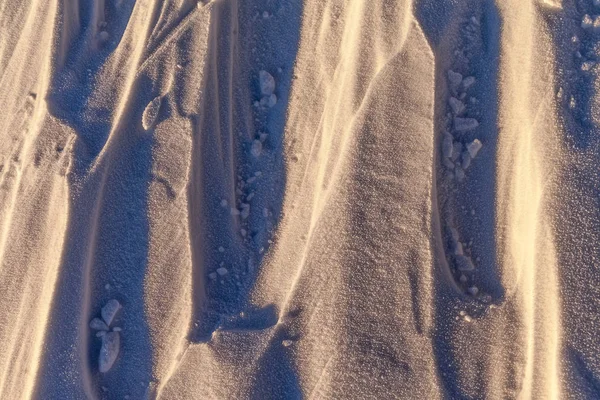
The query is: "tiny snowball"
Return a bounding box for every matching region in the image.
[259,70,276,96]
[468,286,479,296]
[99,332,120,373]
[466,139,482,158]
[142,96,162,130]
[449,97,466,115]
[454,117,479,132]
[101,299,122,327]
[251,140,263,157]
[216,267,228,276]
[90,318,109,331]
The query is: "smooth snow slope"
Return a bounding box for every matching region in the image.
[0,0,598,399]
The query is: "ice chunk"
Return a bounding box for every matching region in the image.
[442,133,454,159]
[449,97,466,115]
[251,140,262,157]
[455,166,465,181]
[101,299,122,327]
[456,255,475,271]
[581,14,600,33]
[462,76,476,90]
[466,139,482,158]
[451,142,463,162]
[259,70,275,96]
[240,203,250,219]
[582,14,594,30]
[216,267,228,276]
[142,96,161,130]
[447,70,463,90]
[461,151,472,170]
[90,318,109,331]
[454,117,479,132]
[99,331,120,373]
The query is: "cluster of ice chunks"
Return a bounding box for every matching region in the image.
[448,227,481,296]
[582,13,600,34]
[442,69,483,181]
[258,70,277,108]
[89,299,122,373]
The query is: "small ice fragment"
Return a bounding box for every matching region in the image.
[259,133,268,142]
[468,286,479,296]
[142,96,162,130]
[218,246,224,253]
[442,158,455,170]
[240,228,247,237]
[113,327,122,332]
[209,272,217,280]
[101,299,122,327]
[461,151,472,170]
[448,70,463,89]
[259,70,275,96]
[462,76,476,89]
[240,203,250,219]
[216,267,228,276]
[449,97,466,115]
[267,93,277,107]
[90,318,109,331]
[262,207,269,218]
[464,315,473,322]
[582,61,595,71]
[582,14,594,30]
[282,340,293,347]
[455,166,465,181]
[456,255,475,271]
[97,331,107,338]
[442,133,454,159]
[220,199,228,207]
[255,171,262,177]
[595,0,600,7]
[105,284,111,290]
[251,140,263,157]
[99,31,110,42]
[451,142,463,162]
[262,11,269,18]
[459,274,468,283]
[470,16,480,26]
[454,117,479,132]
[466,139,482,158]
[99,332,120,373]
